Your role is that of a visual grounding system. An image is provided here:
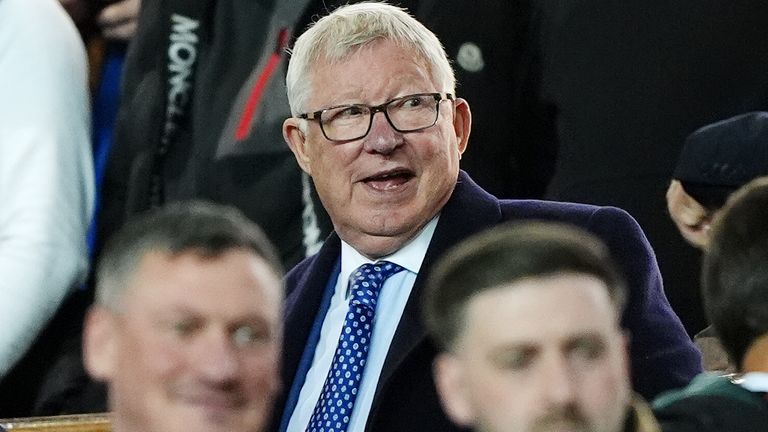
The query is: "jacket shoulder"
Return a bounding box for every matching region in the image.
[654,374,765,409]
[499,198,635,229]
[652,374,768,432]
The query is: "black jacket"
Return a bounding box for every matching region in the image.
[653,374,768,431]
[98,0,329,270]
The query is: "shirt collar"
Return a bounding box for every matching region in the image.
[339,216,439,291]
[740,372,768,393]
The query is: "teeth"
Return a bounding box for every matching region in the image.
[372,172,397,180]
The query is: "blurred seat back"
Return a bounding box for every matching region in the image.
[0,413,109,432]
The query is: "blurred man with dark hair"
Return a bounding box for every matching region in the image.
[425,222,660,432]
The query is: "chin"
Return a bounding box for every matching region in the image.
[369,204,430,230]
[188,416,253,432]
[180,404,260,432]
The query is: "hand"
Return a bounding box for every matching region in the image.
[666,180,712,249]
[98,0,141,41]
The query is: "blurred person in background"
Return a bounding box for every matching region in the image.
[0,0,94,416]
[654,177,768,431]
[666,111,768,372]
[59,0,141,253]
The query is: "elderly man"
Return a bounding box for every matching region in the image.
[82,201,283,432]
[275,3,700,431]
[425,222,660,432]
[654,177,768,431]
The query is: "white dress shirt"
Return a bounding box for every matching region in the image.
[740,372,768,393]
[287,217,439,432]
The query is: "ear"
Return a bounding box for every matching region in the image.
[82,305,118,382]
[283,118,313,175]
[452,98,472,158]
[433,352,475,427]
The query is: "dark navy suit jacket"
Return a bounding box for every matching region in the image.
[272,171,702,432]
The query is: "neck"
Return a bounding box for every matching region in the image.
[742,334,768,373]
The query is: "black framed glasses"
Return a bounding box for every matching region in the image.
[298,92,454,142]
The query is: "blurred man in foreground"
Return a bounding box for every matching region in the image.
[425,222,661,432]
[82,201,283,432]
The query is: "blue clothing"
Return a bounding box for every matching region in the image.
[88,43,126,256]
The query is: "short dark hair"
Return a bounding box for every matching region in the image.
[96,200,283,309]
[702,177,768,368]
[423,221,627,351]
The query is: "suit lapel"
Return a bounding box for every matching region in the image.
[277,234,341,417]
[372,171,503,402]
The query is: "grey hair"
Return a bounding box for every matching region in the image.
[286,1,456,116]
[95,201,283,310]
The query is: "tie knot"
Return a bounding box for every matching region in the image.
[348,261,404,308]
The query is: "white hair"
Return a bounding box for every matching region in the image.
[286,1,456,116]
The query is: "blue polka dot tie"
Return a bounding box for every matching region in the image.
[306,261,405,432]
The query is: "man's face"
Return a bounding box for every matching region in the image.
[84,249,282,432]
[284,39,471,258]
[435,273,631,432]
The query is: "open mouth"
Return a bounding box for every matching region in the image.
[363,169,415,191]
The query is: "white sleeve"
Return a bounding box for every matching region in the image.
[0,0,94,377]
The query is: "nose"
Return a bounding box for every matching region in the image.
[540,353,577,406]
[193,329,240,383]
[362,110,403,155]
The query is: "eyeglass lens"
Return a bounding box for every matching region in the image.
[320,94,441,141]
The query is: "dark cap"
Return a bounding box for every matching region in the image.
[674,112,768,209]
